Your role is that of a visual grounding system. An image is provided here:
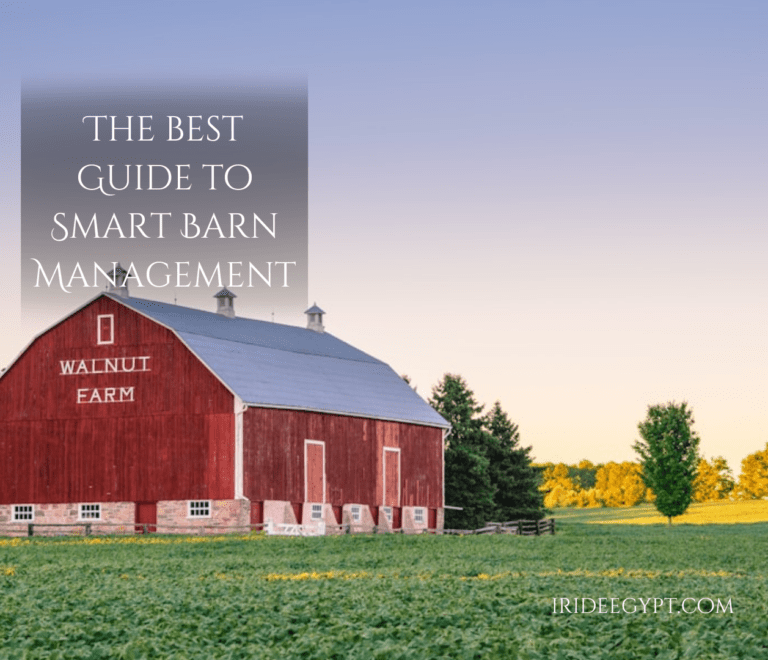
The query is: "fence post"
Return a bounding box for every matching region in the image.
[550,518,556,535]
[28,523,33,537]
[85,523,92,536]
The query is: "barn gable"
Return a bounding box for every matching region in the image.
[0,294,235,507]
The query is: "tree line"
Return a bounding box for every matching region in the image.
[426,379,768,528]
[539,441,768,508]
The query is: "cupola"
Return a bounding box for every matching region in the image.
[304,303,325,333]
[214,288,237,318]
[106,263,129,298]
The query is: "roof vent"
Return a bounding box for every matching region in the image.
[304,303,325,333]
[214,288,237,318]
[106,263,129,298]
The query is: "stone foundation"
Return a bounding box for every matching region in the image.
[156,499,250,535]
[0,502,135,537]
[340,503,377,533]
[1,501,444,536]
[263,500,297,527]
[300,502,336,532]
[401,506,429,533]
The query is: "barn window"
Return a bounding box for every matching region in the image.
[79,504,101,520]
[188,500,211,518]
[97,315,114,345]
[350,505,361,522]
[414,507,425,524]
[310,504,323,521]
[381,506,392,523]
[13,505,34,522]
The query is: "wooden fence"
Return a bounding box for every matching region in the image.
[443,519,556,536]
[2,518,555,538]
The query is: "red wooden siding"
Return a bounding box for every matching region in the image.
[243,408,443,509]
[0,296,235,504]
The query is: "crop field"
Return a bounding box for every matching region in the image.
[553,500,768,525]
[1,525,767,659]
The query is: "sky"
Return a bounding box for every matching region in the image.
[1,1,766,475]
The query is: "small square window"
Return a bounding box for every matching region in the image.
[310,504,323,521]
[188,500,211,518]
[414,507,425,524]
[13,505,34,522]
[381,506,392,523]
[79,504,101,520]
[350,505,361,522]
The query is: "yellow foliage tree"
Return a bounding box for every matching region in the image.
[594,462,647,507]
[737,444,768,500]
[539,462,579,507]
[693,456,735,502]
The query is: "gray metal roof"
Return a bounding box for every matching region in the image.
[116,296,448,428]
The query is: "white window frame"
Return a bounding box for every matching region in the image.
[310,503,323,521]
[13,504,34,522]
[414,507,425,524]
[381,506,393,524]
[382,447,401,507]
[78,503,101,520]
[350,505,361,523]
[304,439,326,504]
[97,314,114,345]
[187,500,211,518]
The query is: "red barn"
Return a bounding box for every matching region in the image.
[0,285,448,534]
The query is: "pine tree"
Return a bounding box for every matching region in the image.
[429,374,495,529]
[483,401,545,520]
[430,375,545,528]
[634,402,700,524]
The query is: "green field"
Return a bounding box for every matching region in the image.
[1,525,767,659]
[552,500,768,524]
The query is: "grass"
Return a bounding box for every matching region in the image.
[552,500,768,525]
[0,526,767,658]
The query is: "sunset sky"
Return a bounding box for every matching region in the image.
[1,1,766,475]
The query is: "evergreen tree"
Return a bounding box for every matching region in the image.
[634,402,700,524]
[483,401,545,520]
[430,374,545,528]
[430,374,495,529]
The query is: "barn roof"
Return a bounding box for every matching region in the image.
[115,295,449,429]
